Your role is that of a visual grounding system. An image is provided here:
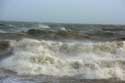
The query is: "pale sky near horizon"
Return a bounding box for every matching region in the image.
[0,0,125,24]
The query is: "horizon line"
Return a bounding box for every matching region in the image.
[0,20,125,26]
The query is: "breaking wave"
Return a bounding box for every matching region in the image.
[0,23,51,33]
[0,38,125,80]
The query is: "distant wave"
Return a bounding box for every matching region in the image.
[26,28,125,41]
[0,23,51,33]
[0,38,125,80]
[0,23,125,41]
[37,24,50,29]
[0,29,7,33]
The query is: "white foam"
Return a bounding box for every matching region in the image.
[37,24,50,29]
[60,27,66,31]
[0,38,125,80]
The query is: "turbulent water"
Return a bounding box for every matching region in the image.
[0,21,125,83]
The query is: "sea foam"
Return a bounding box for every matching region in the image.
[0,38,125,80]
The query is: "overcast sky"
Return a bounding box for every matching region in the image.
[0,0,125,24]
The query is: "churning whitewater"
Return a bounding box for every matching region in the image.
[0,38,125,80]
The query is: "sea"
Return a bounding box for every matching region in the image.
[0,21,125,83]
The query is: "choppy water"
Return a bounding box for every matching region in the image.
[0,21,125,83]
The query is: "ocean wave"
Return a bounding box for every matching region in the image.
[26,29,125,41]
[0,23,51,33]
[26,29,95,40]
[0,30,7,33]
[0,38,125,80]
[37,24,50,29]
